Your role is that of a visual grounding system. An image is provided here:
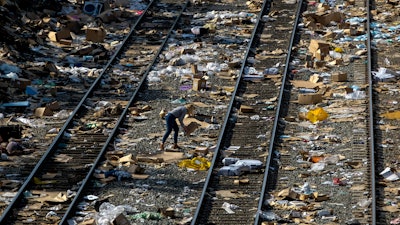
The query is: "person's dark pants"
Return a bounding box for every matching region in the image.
[162,113,179,144]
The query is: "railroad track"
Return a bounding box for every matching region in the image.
[2,0,268,224]
[65,0,269,223]
[256,0,376,224]
[192,0,301,224]
[3,0,400,224]
[0,0,189,223]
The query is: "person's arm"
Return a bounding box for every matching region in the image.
[177,108,187,129]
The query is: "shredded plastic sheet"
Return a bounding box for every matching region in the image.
[178,157,210,171]
[306,107,328,123]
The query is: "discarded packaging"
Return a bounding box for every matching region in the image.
[178,157,210,171]
[218,159,263,176]
[306,107,328,123]
[298,93,322,105]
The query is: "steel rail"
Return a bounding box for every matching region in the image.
[253,0,304,224]
[190,0,273,223]
[366,0,376,223]
[0,0,191,223]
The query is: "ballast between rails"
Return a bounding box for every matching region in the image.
[191,0,302,224]
[255,0,304,223]
[62,1,190,223]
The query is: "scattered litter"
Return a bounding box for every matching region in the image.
[178,156,211,171]
[306,107,328,123]
[380,167,400,181]
[221,202,239,214]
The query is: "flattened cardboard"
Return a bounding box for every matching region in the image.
[186,121,200,134]
[290,80,321,89]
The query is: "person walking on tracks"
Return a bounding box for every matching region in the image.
[160,104,195,151]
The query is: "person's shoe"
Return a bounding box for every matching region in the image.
[160,143,164,151]
[173,144,181,149]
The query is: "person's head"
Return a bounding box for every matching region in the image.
[185,104,195,117]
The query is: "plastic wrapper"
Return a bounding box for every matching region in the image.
[306,107,328,123]
[259,210,281,221]
[218,165,243,176]
[222,157,240,166]
[178,157,211,171]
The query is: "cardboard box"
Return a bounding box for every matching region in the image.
[332,72,347,82]
[314,48,328,60]
[308,39,330,55]
[313,60,325,68]
[15,78,31,90]
[305,54,313,68]
[86,27,106,42]
[112,213,130,225]
[181,48,195,54]
[192,78,206,91]
[66,20,82,34]
[48,28,71,42]
[298,93,323,105]
[47,101,60,111]
[35,107,53,117]
[191,64,198,74]
[58,39,72,45]
[240,105,255,113]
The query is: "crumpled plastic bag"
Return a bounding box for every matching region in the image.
[95,202,125,225]
[306,107,328,123]
[372,67,395,80]
[178,156,210,170]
